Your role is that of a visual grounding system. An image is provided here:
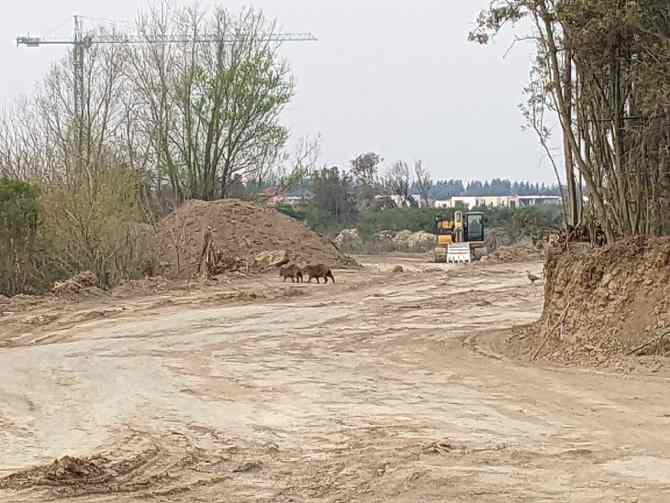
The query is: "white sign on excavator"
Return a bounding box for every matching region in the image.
[446,243,472,264]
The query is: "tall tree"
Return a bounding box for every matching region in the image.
[350,152,383,210]
[471,0,670,240]
[128,4,294,201]
[385,161,413,207]
[413,160,433,207]
[350,152,382,185]
[309,166,357,228]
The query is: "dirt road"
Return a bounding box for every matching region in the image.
[1,257,669,502]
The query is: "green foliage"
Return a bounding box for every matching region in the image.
[485,205,563,241]
[471,0,670,239]
[304,207,341,235]
[129,6,294,202]
[0,165,160,297]
[0,178,41,296]
[353,205,562,243]
[0,178,39,236]
[39,166,154,288]
[350,152,382,185]
[357,208,451,240]
[276,203,306,222]
[305,167,358,234]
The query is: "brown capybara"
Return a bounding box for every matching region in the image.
[303,264,335,284]
[279,263,303,283]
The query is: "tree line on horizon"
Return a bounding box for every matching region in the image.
[287,176,561,198]
[428,179,560,199]
[283,151,562,200]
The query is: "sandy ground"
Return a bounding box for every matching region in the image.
[1,256,669,502]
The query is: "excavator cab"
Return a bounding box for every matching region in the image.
[464,211,485,244]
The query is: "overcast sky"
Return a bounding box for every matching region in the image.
[3,1,558,183]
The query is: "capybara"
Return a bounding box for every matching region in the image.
[279,263,303,283]
[303,264,335,284]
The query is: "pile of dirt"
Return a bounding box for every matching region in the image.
[531,236,670,365]
[0,455,113,494]
[52,272,103,299]
[392,230,435,252]
[158,199,357,278]
[484,240,542,263]
[484,227,514,251]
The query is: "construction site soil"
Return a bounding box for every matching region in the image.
[2,254,670,501]
[158,199,357,278]
[514,236,670,367]
[484,241,543,263]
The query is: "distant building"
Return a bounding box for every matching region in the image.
[284,193,313,207]
[436,196,509,209]
[267,188,313,207]
[410,194,433,208]
[431,195,561,210]
[375,194,421,208]
[513,195,562,208]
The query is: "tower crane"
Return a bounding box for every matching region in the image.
[17,15,317,125]
[17,15,317,170]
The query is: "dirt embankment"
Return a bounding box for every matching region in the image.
[158,199,357,278]
[481,227,544,263]
[531,237,670,364]
[483,241,542,263]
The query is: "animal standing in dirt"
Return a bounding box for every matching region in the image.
[279,264,303,283]
[303,264,335,284]
[526,270,541,285]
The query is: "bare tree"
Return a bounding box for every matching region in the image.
[255,133,321,197]
[413,160,433,208]
[385,161,413,207]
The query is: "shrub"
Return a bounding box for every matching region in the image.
[354,205,563,244]
[39,167,157,289]
[276,203,306,222]
[0,178,41,296]
[357,208,454,240]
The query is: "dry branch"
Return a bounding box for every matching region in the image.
[532,301,572,361]
[625,330,670,356]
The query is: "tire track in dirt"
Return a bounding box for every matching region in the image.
[2,258,670,501]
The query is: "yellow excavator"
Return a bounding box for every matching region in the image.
[433,211,486,263]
